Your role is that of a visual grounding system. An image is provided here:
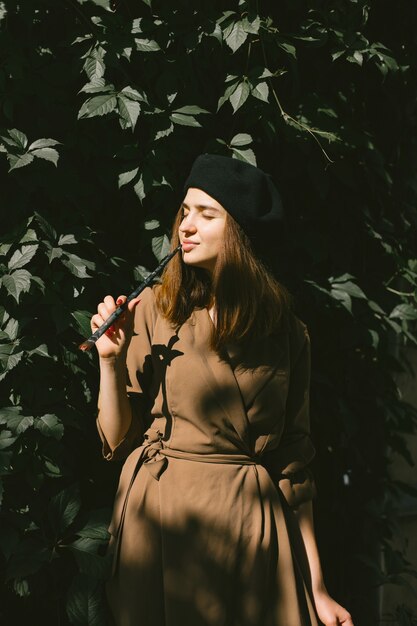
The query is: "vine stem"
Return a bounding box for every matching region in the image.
[254,6,335,164]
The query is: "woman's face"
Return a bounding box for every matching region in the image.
[179,187,227,274]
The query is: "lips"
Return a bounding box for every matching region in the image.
[182,241,199,252]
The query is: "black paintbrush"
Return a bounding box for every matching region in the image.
[79,244,182,352]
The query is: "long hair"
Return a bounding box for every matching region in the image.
[155,207,293,352]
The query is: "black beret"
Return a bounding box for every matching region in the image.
[183,154,285,248]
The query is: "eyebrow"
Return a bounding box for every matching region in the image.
[181,202,221,212]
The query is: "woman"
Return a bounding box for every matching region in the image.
[91,154,354,626]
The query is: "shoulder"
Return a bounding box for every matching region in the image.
[132,285,159,335]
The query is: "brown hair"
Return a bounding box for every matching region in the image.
[155,207,293,352]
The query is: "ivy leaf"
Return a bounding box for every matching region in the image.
[58,234,78,246]
[78,94,117,120]
[35,414,64,440]
[170,113,201,127]
[251,81,269,103]
[230,133,252,147]
[229,81,250,113]
[84,51,105,81]
[118,168,138,188]
[152,235,171,261]
[331,281,367,299]
[117,96,140,131]
[7,152,34,172]
[120,86,148,104]
[61,253,95,278]
[0,430,17,450]
[76,509,111,541]
[224,21,248,52]
[231,147,256,165]
[2,270,32,302]
[68,538,111,579]
[48,485,81,536]
[71,310,94,338]
[8,128,28,150]
[7,413,34,435]
[28,138,60,150]
[330,288,353,313]
[173,105,210,115]
[30,147,59,166]
[8,244,39,270]
[389,304,417,320]
[135,38,160,52]
[66,574,108,626]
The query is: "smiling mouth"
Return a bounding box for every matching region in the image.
[182,241,199,250]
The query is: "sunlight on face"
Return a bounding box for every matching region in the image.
[179,188,227,274]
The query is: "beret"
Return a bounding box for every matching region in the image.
[183,154,285,249]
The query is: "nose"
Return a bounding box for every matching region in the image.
[179,212,197,234]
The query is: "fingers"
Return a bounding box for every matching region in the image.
[127,296,141,313]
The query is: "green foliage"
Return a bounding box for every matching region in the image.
[1,0,417,624]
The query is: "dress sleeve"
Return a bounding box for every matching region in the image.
[96,286,156,461]
[263,317,317,509]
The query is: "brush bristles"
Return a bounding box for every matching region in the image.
[78,340,95,352]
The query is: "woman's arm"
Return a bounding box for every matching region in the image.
[295,502,355,626]
[294,500,326,593]
[97,356,132,452]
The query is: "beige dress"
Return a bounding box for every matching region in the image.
[97,286,321,626]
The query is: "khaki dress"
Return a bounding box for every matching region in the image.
[97,286,321,626]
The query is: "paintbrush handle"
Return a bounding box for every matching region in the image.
[79,244,181,352]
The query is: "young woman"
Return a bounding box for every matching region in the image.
[91,154,354,626]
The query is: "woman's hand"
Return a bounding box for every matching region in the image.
[90,294,141,361]
[313,588,354,626]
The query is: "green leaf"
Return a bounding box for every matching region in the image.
[330,288,353,313]
[173,105,210,115]
[78,94,117,120]
[58,234,78,246]
[84,53,105,81]
[71,310,93,338]
[278,42,297,59]
[117,96,140,131]
[230,133,252,147]
[61,253,94,278]
[0,430,17,450]
[31,147,59,166]
[331,281,367,299]
[8,128,28,150]
[120,86,148,103]
[229,81,250,113]
[118,168,138,188]
[68,538,111,579]
[225,21,248,52]
[8,152,34,172]
[135,38,160,52]
[66,574,108,626]
[170,113,201,127]
[28,138,60,150]
[389,304,417,320]
[152,235,170,261]
[144,219,159,230]
[35,414,64,440]
[1,270,32,302]
[48,485,81,535]
[7,413,34,435]
[251,81,269,103]
[8,244,39,270]
[231,147,256,165]
[76,509,111,540]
